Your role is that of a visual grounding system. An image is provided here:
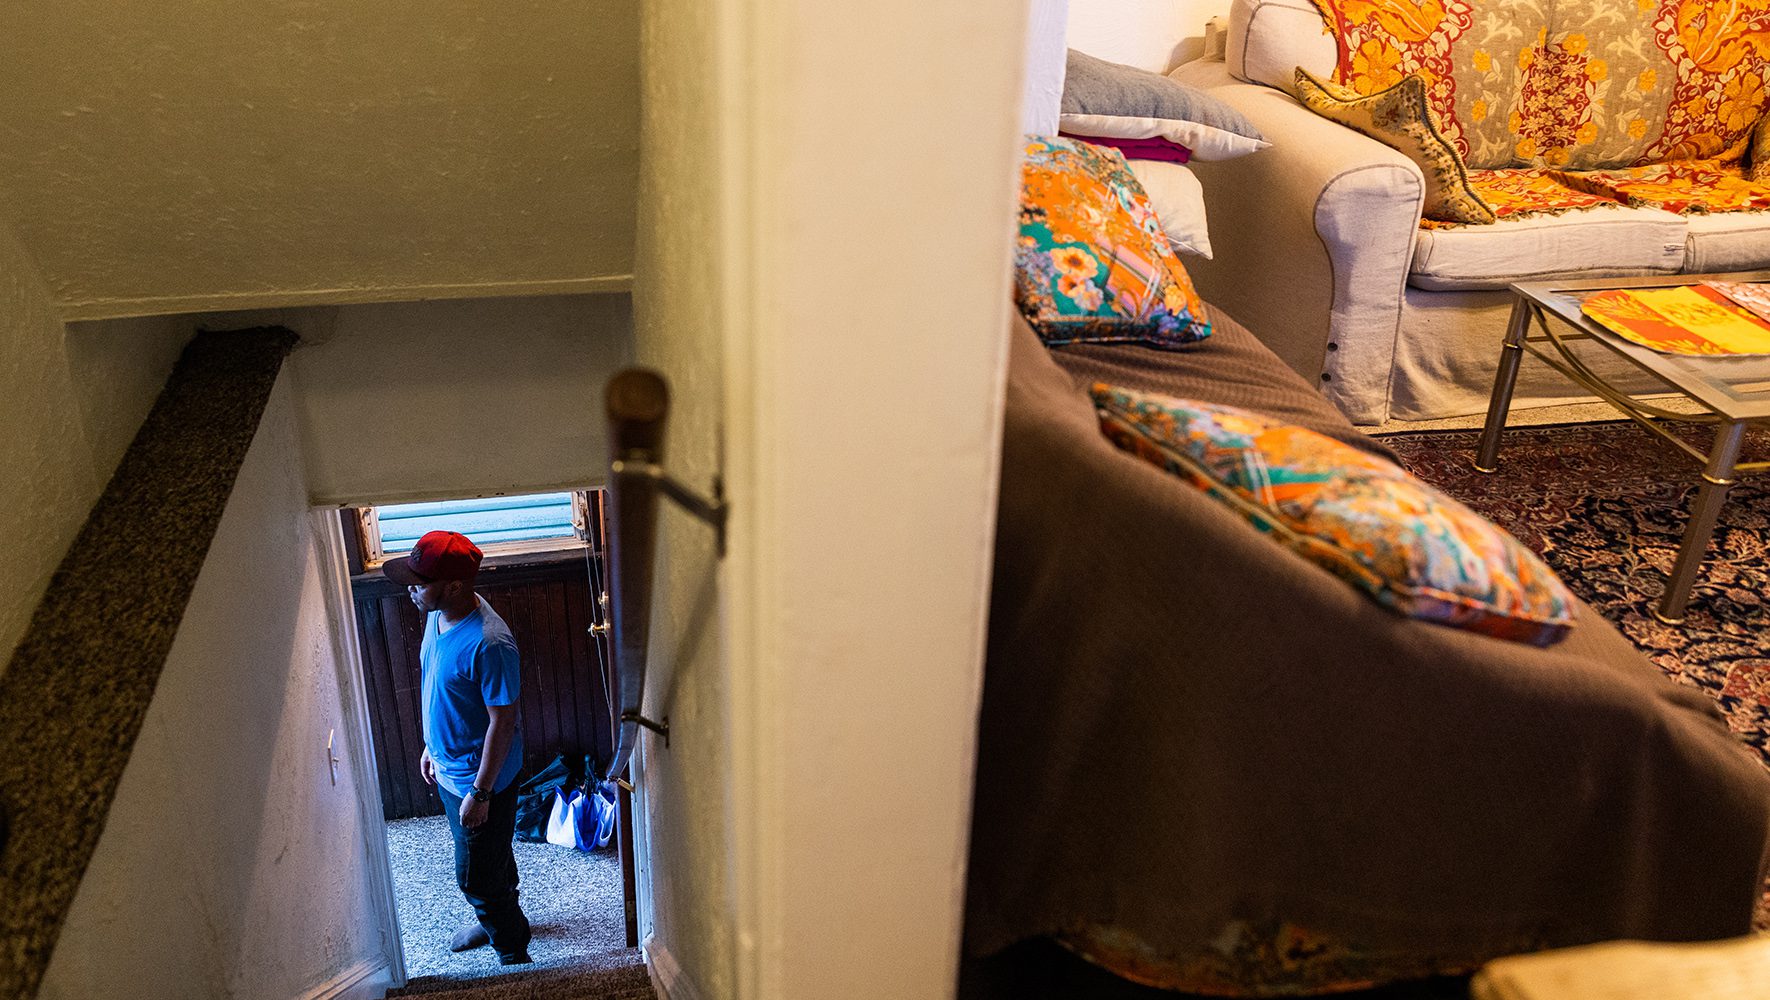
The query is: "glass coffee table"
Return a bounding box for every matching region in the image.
[1475,270,1770,624]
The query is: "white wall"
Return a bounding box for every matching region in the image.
[632,0,740,993]
[1065,0,1230,71]
[0,218,191,665]
[1023,0,1070,133]
[0,1,638,320]
[289,293,636,506]
[1029,0,1234,133]
[39,374,388,1000]
[637,1,1026,998]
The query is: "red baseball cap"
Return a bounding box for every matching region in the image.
[382,530,484,585]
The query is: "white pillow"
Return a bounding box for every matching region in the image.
[1063,0,1194,74]
[1128,160,1213,259]
[1060,49,1271,161]
[1058,112,1268,160]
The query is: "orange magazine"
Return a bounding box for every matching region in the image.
[1580,285,1770,356]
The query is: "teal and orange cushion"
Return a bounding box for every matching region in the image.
[1015,135,1212,350]
[1091,384,1575,646]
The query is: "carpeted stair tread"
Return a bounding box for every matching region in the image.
[389,961,653,999]
[0,328,297,999]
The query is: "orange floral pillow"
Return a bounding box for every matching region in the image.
[1014,136,1212,349]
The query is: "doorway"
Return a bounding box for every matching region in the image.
[327,490,641,989]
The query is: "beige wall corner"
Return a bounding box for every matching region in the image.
[1066,0,1231,71]
[0,217,192,667]
[631,0,739,993]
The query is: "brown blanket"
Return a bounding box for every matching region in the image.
[964,309,1770,991]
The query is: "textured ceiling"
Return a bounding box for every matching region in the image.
[0,1,637,318]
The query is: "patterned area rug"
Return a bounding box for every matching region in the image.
[1383,421,1770,770]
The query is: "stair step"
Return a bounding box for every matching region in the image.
[388,959,652,1000]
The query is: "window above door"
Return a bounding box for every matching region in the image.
[357,491,589,568]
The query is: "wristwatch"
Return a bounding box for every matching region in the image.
[469,785,490,802]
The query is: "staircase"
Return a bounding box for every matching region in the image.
[390,962,655,1000]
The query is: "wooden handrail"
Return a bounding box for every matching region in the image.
[600,368,727,782]
[604,369,670,781]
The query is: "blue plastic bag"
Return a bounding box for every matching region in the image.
[544,787,581,848]
[546,782,617,851]
[586,782,617,850]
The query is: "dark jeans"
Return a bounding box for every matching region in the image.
[438,782,530,960]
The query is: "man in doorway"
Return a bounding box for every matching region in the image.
[383,530,532,965]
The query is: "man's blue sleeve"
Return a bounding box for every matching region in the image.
[477,639,521,708]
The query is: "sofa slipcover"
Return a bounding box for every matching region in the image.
[1169,0,1770,423]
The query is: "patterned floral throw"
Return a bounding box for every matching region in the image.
[1304,0,1770,226]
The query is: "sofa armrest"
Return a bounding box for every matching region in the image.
[1170,60,1426,425]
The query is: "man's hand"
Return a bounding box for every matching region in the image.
[460,793,491,829]
[420,748,436,787]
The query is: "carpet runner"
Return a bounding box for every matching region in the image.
[1384,420,1770,771]
[388,963,653,999]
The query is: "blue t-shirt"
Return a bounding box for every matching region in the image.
[420,596,524,797]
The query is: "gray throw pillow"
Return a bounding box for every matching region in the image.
[1060,49,1269,160]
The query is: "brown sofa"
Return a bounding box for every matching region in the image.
[963,305,1770,995]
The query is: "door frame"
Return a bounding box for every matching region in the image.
[313,506,410,990]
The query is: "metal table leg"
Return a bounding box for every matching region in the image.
[1474,297,1532,473]
[1655,420,1746,624]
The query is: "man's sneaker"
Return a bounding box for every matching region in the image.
[498,951,533,966]
[449,922,491,952]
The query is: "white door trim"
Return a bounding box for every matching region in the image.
[312,507,409,990]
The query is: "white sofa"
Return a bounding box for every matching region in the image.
[1145,0,1770,425]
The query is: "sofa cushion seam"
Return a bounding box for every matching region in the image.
[1418,257,1686,282]
[1431,220,1687,235]
[1688,225,1770,236]
[1233,6,1256,80]
[1410,263,1683,287]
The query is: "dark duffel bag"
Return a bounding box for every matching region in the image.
[514,754,582,842]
